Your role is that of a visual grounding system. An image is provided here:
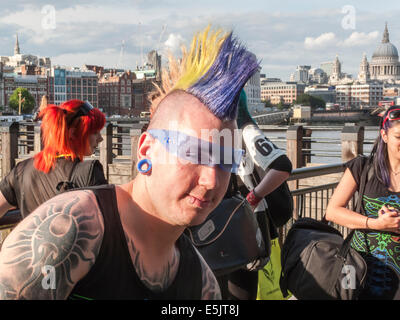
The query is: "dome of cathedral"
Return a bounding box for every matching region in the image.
[372,42,399,58]
[372,23,399,59]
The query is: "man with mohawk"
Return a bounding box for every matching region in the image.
[0,26,259,300]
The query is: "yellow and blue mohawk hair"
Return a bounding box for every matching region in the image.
[151,26,260,121]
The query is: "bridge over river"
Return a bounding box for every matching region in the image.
[252,109,379,125]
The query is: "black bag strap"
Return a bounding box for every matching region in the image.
[337,156,372,259]
[231,173,239,194]
[56,159,81,192]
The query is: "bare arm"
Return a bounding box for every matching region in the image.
[0,191,16,219]
[0,190,104,299]
[253,169,290,198]
[326,168,400,233]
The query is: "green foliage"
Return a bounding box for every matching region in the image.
[295,93,326,109]
[276,101,285,110]
[8,88,35,114]
[263,100,273,108]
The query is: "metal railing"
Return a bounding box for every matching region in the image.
[111,122,133,161]
[281,162,353,241]
[0,161,354,248]
[17,122,35,157]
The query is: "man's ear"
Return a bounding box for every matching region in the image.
[137,132,153,161]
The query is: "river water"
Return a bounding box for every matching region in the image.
[264,126,380,164]
[117,126,380,164]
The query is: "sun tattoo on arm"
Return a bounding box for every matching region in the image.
[0,190,104,299]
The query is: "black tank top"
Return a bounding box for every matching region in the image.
[69,185,203,300]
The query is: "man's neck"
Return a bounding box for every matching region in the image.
[117,179,184,256]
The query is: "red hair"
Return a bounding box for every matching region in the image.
[34,99,106,173]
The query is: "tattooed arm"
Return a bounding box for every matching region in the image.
[195,250,221,300]
[0,190,104,299]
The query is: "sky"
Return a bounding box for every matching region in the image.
[0,0,399,80]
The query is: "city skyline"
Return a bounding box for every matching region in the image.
[0,0,399,80]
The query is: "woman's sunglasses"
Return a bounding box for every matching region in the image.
[382,108,400,128]
[67,101,94,126]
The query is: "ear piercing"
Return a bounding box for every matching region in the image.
[137,159,152,174]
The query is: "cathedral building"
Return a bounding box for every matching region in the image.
[368,23,400,83]
[0,34,51,73]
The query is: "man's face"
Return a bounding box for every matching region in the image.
[141,92,238,227]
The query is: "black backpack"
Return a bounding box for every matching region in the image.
[279,156,372,300]
[56,159,103,193]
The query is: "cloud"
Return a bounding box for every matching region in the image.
[342,31,379,47]
[163,33,185,55]
[304,32,337,49]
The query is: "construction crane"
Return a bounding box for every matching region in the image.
[139,21,144,68]
[117,40,125,69]
[156,24,167,52]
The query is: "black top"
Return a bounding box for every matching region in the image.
[69,185,203,300]
[346,156,400,299]
[0,157,107,218]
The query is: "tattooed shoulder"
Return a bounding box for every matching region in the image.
[0,190,104,300]
[196,250,221,300]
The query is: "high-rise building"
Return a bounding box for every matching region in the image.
[320,61,334,76]
[261,81,306,104]
[47,66,98,108]
[290,65,311,83]
[336,82,383,108]
[244,61,262,108]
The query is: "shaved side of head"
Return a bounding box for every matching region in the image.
[148,90,226,131]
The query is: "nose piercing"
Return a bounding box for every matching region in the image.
[137,159,152,174]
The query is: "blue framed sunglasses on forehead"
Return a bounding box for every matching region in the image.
[147,129,244,173]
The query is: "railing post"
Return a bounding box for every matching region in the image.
[303,127,312,165]
[286,125,304,169]
[34,124,42,154]
[286,125,303,224]
[341,124,364,162]
[26,123,35,154]
[1,122,19,179]
[99,122,113,180]
[130,123,146,180]
[112,122,123,156]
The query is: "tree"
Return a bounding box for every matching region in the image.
[263,100,273,108]
[295,93,326,110]
[8,88,36,114]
